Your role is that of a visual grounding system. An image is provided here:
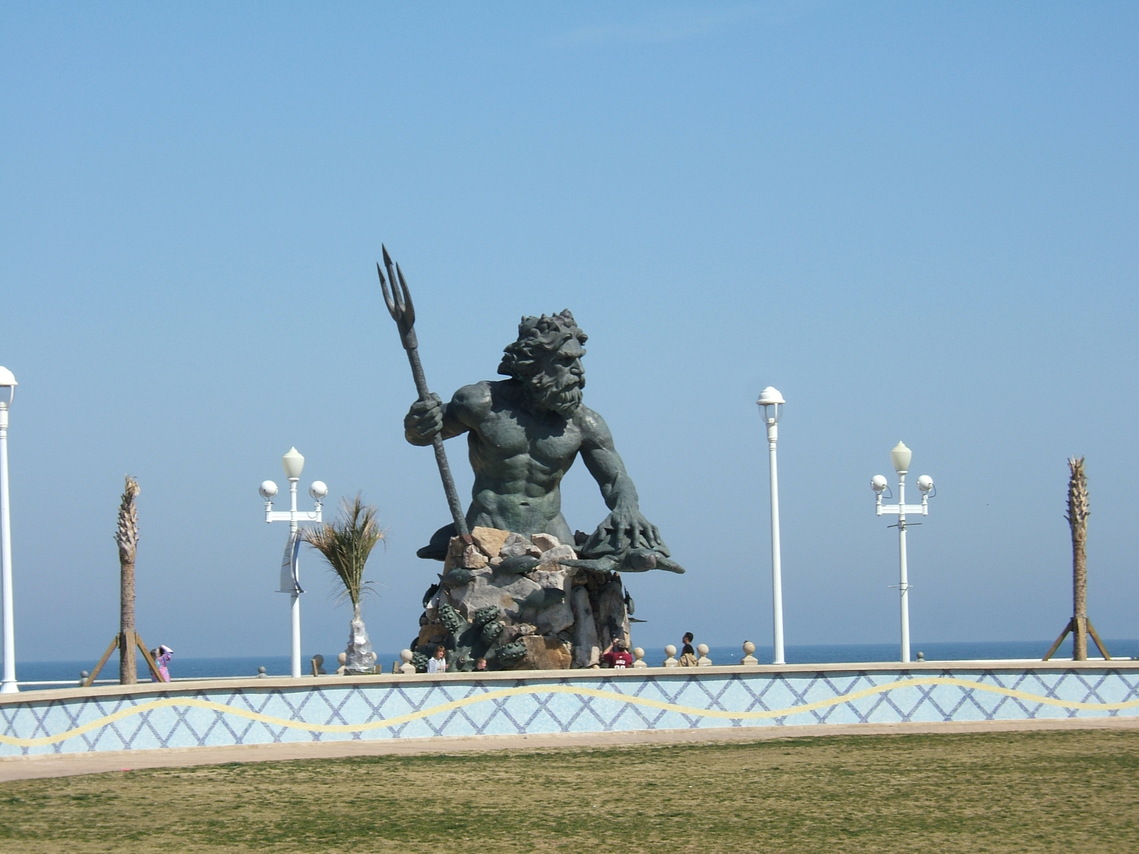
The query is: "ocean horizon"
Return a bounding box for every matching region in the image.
[13,637,1138,691]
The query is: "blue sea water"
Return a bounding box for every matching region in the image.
[13,637,1136,691]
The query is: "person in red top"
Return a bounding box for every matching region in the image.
[601,638,633,669]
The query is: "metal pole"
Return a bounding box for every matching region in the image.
[872,443,931,666]
[767,419,785,665]
[288,475,301,679]
[261,450,322,680]
[0,402,15,693]
[896,471,910,664]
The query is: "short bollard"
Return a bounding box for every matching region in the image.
[662,644,678,667]
[740,641,759,666]
[632,647,647,668]
[697,643,712,666]
[399,649,417,675]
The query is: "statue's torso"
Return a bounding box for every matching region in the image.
[457,380,587,539]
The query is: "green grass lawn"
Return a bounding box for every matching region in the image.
[1,729,1136,853]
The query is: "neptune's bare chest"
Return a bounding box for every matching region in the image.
[475,409,582,467]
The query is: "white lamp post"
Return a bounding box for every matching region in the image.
[0,367,17,693]
[260,447,326,678]
[757,386,786,665]
[871,441,935,663]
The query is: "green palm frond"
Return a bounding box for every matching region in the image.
[303,495,385,607]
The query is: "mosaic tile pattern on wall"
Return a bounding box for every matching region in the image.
[2,666,1138,757]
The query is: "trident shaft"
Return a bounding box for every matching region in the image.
[377,246,469,539]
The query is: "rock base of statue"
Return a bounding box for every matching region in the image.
[411,526,631,671]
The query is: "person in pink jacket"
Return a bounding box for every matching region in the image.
[151,645,173,682]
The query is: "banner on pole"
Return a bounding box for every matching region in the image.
[279,530,304,594]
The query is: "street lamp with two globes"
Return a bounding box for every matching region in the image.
[871,441,935,663]
[260,447,326,678]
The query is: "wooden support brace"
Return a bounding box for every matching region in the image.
[84,637,119,687]
[135,635,164,681]
[1042,618,1074,661]
[1043,617,1112,661]
[85,633,164,686]
[1086,619,1112,660]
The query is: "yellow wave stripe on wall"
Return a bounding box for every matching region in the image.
[2,676,1136,748]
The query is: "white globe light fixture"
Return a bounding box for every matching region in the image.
[282,446,305,480]
[871,441,935,663]
[757,386,786,665]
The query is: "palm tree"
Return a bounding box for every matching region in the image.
[1044,456,1110,661]
[116,476,140,684]
[304,495,384,673]
[1067,456,1090,660]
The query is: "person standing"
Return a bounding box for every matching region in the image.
[679,632,697,667]
[151,645,173,682]
[601,638,633,669]
[427,645,448,673]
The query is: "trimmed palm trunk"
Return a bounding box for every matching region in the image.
[304,496,384,674]
[1045,457,1110,661]
[1067,457,1089,661]
[116,476,140,684]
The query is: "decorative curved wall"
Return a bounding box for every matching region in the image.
[2,662,1137,757]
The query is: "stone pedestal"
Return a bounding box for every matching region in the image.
[411,527,631,672]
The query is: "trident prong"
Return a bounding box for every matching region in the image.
[376,246,469,539]
[378,245,417,349]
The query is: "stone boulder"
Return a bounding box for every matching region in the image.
[413,527,631,671]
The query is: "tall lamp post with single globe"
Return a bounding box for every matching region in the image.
[0,367,17,693]
[870,441,935,663]
[757,386,786,666]
[260,447,326,678]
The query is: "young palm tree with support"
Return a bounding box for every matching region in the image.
[304,495,385,674]
[86,476,162,686]
[1044,457,1111,661]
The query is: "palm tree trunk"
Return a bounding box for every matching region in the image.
[1067,458,1089,661]
[345,603,377,674]
[117,477,140,684]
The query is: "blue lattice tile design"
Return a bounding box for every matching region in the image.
[2,665,1138,757]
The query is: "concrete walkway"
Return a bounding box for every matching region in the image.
[2,716,1136,782]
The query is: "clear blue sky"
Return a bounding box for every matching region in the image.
[3,2,1136,663]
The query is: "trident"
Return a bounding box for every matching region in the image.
[377,246,470,539]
